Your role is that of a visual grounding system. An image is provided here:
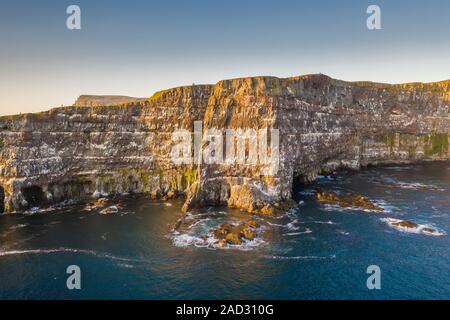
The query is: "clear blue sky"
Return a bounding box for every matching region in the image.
[1,0,450,115]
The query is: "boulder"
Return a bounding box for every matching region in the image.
[217,239,227,248]
[260,204,275,215]
[166,191,176,199]
[314,191,384,212]
[150,190,160,200]
[241,227,256,240]
[225,232,242,245]
[213,223,233,239]
[245,219,259,229]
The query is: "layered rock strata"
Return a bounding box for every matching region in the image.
[0,75,449,213]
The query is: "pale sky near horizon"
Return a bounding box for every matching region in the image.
[1,0,450,116]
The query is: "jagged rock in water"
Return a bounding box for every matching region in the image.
[212,220,259,246]
[421,227,437,234]
[100,205,119,215]
[241,227,256,240]
[392,220,418,228]
[245,219,259,229]
[213,223,233,239]
[0,75,450,213]
[314,191,384,211]
[225,233,242,245]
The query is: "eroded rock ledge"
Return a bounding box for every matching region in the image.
[0,74,449,213]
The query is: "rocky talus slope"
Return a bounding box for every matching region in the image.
[0,75,449,213]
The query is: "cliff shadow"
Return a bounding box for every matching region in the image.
[0,186,4,213]
[22,186,44,209]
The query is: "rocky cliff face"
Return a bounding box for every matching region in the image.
[0,75,449,213]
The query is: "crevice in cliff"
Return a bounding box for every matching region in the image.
[293,171,318,185]
[22,186,44,208]
[0,187,4,213]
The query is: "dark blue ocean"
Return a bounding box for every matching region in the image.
[1,162,449,299]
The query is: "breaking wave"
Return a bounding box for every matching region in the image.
[171,232,266,251]
[381,218,445,236]
[264,254,336,260]
[283,228,312,236]
[0,247,147,263]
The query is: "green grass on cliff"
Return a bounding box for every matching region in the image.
[376,133,396,153]
[423,133,449,156]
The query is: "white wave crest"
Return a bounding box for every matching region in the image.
[381,218,445,236]
[0,247,144,262]
[265,254,336,260]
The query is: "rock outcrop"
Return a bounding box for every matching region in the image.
[0,74,449,213]
[314,191,384,211]
[213,219,260,246]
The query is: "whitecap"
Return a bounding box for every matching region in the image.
[284,228,312,236]
[186,218,211,230]
[0,247,145,262]
[298,189,315,196]
[266,221,285,227]
[9,224,29,230]
[384,166,412,171]
[300,220,336,225]
[265,254,336,260]
[286,221,300,231]
[224,237,267,251]
[172,234,205,248]
[394,181,444,192]
[171,230,266,251]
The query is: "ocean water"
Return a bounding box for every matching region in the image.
[0,162,449,300]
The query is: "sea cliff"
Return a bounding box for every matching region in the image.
[1,74,449,213]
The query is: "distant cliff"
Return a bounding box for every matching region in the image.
[0,75,449,213]
[74,95,146,107]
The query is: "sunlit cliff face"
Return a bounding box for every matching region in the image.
[0,74,449,214]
